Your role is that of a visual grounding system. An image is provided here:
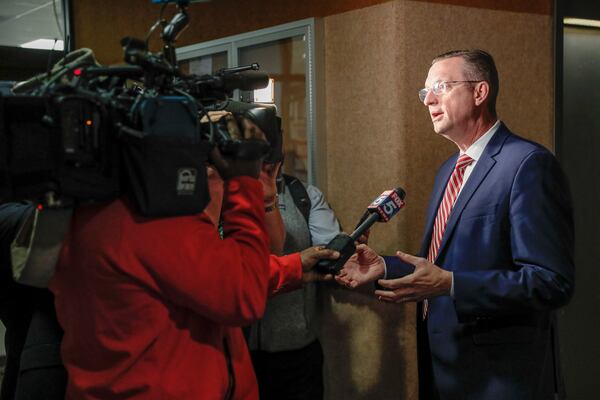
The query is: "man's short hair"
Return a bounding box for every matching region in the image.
[433,49,499,117]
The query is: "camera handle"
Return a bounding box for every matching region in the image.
[161,3,189,66]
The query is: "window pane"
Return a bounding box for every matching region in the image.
[238,35,307,181]
[179,51,228,75]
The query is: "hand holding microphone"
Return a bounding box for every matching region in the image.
[316,187,406,275]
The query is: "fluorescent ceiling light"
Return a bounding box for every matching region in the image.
[20,38,64,50]
[564,18,600,29]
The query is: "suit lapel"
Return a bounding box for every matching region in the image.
[433,124,511,263]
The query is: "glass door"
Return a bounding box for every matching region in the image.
[176,19,317,184]
[237,35,308,180]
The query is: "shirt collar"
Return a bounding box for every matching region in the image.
[462,120,500,161]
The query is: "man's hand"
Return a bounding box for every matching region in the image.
[374,251,452,303]
[300,246,340,282]
[335,244,385,288]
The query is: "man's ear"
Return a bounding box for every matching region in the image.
[473,81,490,107]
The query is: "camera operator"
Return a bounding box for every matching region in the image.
[48,111,339,399]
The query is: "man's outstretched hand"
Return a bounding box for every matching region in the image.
[335,244,385,288]
[374,251,452,303]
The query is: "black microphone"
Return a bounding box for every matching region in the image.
[316,187,406,275]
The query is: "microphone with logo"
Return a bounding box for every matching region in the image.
[316,187,406,275]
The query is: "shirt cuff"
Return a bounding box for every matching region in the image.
[450,271,455,297]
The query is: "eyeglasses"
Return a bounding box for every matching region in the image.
[418,80,482,103]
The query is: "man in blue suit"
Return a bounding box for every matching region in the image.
[337,49,574,399]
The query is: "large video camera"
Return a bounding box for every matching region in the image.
[0,1,275,217]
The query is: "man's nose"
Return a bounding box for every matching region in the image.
[423,89,437,106]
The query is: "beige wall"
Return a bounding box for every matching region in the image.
[317,1,553,399]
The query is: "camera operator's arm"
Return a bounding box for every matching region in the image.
[268,246,339,297]
[103,176,272,327]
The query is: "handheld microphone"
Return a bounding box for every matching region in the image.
[316,187,406,275]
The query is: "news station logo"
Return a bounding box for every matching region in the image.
[176,168,197,195]
[368,190,405,222]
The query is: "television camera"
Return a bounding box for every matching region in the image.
[0,0,275,217]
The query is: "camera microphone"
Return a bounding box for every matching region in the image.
[194,70,269,96]
[316,187,406,275]
[221,71,269,92]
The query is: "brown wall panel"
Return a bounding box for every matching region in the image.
[320,2,418,399]
[73,0,550,65]
[72,0,392,64]
[413,0,551,15]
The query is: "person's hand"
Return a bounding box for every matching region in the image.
[260,161,282,205]
[207,113,268,179]
[335,244,385,288]
[200,110,230,124]
[209,146,262,179]
[300,246,340,283]
[374,251,452,303]
[239,117,268,142]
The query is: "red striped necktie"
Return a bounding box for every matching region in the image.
[423,153,474,319]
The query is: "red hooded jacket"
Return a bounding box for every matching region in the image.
[50,177,302,399]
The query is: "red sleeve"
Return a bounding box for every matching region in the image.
[127,177,271,326]
[268,253,303,297]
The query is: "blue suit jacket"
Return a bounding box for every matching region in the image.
[386,124,574,400]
